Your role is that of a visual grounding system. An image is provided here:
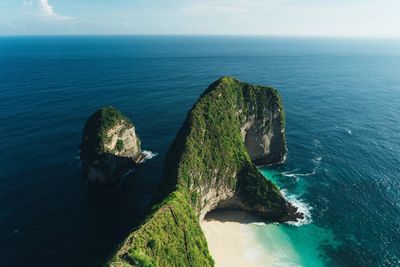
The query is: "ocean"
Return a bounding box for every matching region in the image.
[0,36,399,266]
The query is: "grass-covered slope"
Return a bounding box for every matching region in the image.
[109,191,214,267]
[108,77,294,267]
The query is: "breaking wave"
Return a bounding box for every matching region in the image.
[142,150,158,161]
[281,189,313,226]
[335,125,352,135]
[278,156,321,226]
[281,156,322,179]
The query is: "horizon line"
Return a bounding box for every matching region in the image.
[0,33,400,40]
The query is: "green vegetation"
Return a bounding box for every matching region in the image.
[237,163,285,208]
[108,77,287,267]
[80,106,133,163]
[109,191,214,267]
[123,249,157,267]
[163,76,286,211]
[116,139,124,152]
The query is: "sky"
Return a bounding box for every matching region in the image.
[0,0,400,37]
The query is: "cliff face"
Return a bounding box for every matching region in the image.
[108,77,301,267]
[241,89,286,166]
[80,106,143,185]
[163,77,291,220]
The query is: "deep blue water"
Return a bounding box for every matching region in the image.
[0,36,399,266]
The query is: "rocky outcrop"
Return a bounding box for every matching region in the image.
[108,77,302,267]
[80,106,144,185]
[241,100,286,166]
[163,76,297,221]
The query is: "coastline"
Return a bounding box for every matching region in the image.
[201,196,330,267]
[201,210,274,267]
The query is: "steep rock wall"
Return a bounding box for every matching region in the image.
[80,106,143,185]
[108,77,301,267]
[163,76,290,220]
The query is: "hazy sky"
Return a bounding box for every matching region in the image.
[1,0,399,37]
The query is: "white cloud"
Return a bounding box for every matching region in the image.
[177,0,400,37]
[37,0,74,21]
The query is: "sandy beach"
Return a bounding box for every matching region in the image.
[201,210,274,267]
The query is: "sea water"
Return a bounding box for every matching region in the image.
[0,36,399,266]
[252,169,338,267]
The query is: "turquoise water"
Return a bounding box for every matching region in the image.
[0,36,399,266]
[251,223,332,267]
[254,169,339,267]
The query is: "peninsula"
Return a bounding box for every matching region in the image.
[105,76,302,266]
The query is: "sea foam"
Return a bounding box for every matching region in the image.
[281,189,313,226]
[142,150,158,161]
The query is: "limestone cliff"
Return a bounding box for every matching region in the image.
[80,106,143,185]
[107,77,302,267]
[163,76,294,220]
[240,86,286,166]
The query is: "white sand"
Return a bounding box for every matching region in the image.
[201,210,274,267]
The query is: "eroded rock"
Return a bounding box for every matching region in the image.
[80,106,143,185]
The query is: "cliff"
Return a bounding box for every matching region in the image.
[108,77,302,266]
[80,106,143,185]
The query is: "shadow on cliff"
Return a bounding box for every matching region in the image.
[203,209,266,224]
[82,152,145,190]
[78,153,164,267]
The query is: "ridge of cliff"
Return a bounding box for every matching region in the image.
[108,77,302,267]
